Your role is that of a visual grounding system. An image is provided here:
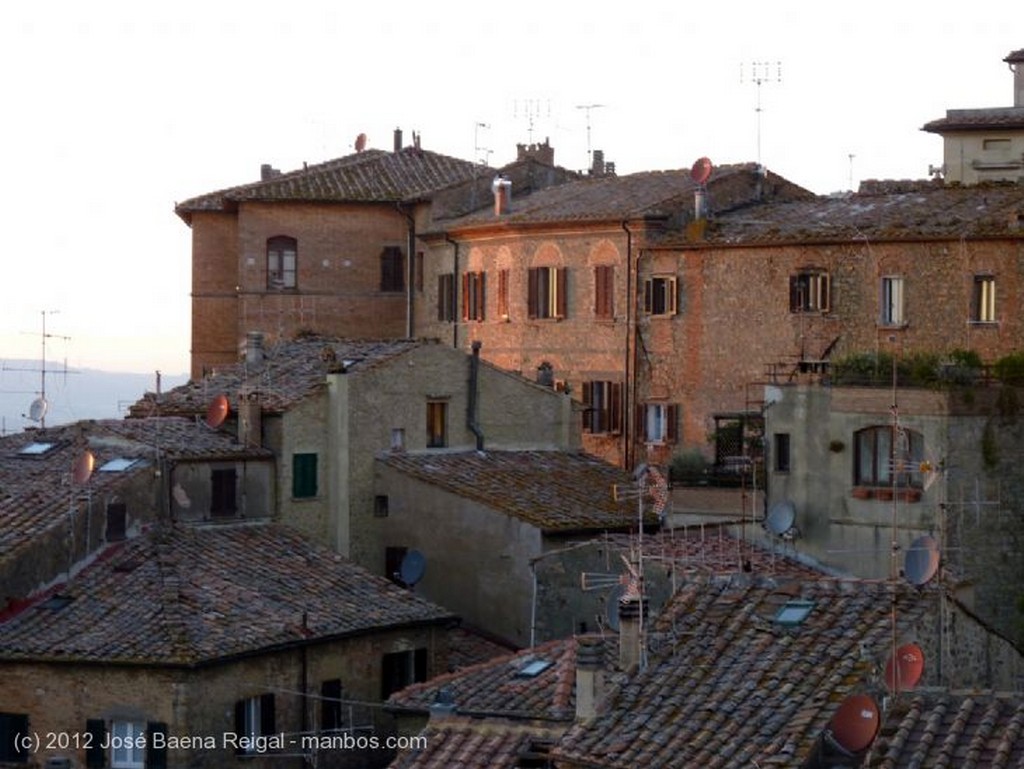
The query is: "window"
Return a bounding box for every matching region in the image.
[426,401,447,448]
[774,433,791,473]
[292,453,318,498]
[437,274,455,321]
[497,269,510,319]
[582,381,622,434]
[983,138,1011,150]
[86,719,106,769]
[789,270,830,312]
[462,272,486,321]
[644,276,677,316]
[266,236,297,290]
[594,265,614,318]
[380,246,405,292]
[111,720,145,769]
[374,495,390,518]
[381,649,428,699]
[880,276,905,326]
[321,679,344,732]
[106,503,127,542]
[385,546,408,584]
[527,267,567,319]
[641,403,678,444]
[0,712,28,763]
[234,694,275,754]
[972,275,996,323]
[854,426,923,488]
[210,468,237,517]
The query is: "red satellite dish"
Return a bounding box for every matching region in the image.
[355,133,367,152]
[205,394,230,429]
[691,156,712,184]
[885,643,925,692]
[828,694,880,754]
[72,450,95,485]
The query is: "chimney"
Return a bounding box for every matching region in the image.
[238,391,262,448]
[536,362,554,388]
[390,428,406,452]
[591,149,605,176]
[694,188,707,220]
[428,686,457,720]
[245,331,265,365]
[492,175,512,215]
[575,637,605,721]
[1006,49,1024,107]
[618,597,647,671]
[394,127,403,153]
[260,163,281,181]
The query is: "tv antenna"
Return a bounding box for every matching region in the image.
[513,98,551,144]
[740,61,782,166]
[576,104,605,170]
[474,121,492,166]
[2,310,74,428]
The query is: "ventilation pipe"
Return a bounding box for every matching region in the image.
[468,341,485,451]
[393,127,403,153]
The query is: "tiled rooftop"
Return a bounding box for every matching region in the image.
[377,450,655,534]
[389,722,558,769]
[432,163,813,231]
[388,635,618,722]
[922,107,1024,133]
[659,180,1024,246]
[130,337,423,417]
[864,692,1024,768]
[175,147,488,222]
[0,418,267,563]
[0,523,454,665]
[554,576,935,768]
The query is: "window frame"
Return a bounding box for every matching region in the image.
[880,276,905,327]
[426,400,448,448]
[105,502,127,542]
[266,236,297,290]
[774,433,791,473]
[582,381,623,435]
[380,246,405,293]
[853,425,923,488]
[789,270,830,313]
[110,720,146,769]
[497,269,510,319]
[210,467,237,518]
[292,452,318,499]
[644,275,678,316]
[0,712,29,764]
[381,648,428,699]
[640,403,679,444]
[527,267,567,319]
[234,694,275,755]
[971,274,996,324]
[462,271,486,322]
[437,274,455,322]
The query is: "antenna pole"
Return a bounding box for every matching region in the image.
[576,104,605,171]
[741,61,782,167]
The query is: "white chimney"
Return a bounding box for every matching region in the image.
[618,597,646,671]
[492,175,512,215]
[575,636,605,721]
[245,331,265,365]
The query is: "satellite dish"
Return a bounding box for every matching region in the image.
[399,549,426,586]
[766,500,796,536]
[172,483,192,509]
[827,693,880,755]
[605,584,625,631]
[355,133,367,152]
[904,535,940,586]
[763,385,783,406]
[205,394,230,429]
[28,397,48,422]
[690,156,713,185]
[72,451,95,485]
[917,456,943,491]
[884,642,925,692]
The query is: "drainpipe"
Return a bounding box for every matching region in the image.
[468,341,485,451]
[622,220,635,470]
[398,204,416,338]
[445,234,460,349]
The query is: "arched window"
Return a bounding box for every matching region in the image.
[267,236,297,289]
[854,425,923,487]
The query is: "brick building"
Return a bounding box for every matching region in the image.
[0,523,455,769]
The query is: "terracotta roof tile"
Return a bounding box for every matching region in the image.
[0,523,454,665]
[176,148,488,222]
[922,107,1024,133]
[377,450,655,533]
[389,723,554,769]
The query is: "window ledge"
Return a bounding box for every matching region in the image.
[850,486,922,503]
[968,320,999,327]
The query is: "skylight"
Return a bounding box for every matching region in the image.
[19,442,56,456]
[99,458,139,472]
[774,600,815,626]
[516,659,553,678]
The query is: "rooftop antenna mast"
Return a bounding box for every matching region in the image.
[2,310,73,428]
[740,61,782,166]
[576,104,605,170]
[513,98,550,145]
[474,121,492,166]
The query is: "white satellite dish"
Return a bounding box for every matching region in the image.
[172,483,192,509]
[28,397,48,422]
[399,549,426,587]
[766,500,797,536]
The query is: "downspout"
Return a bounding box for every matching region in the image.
[622,220,635,471]
[468,341,485,451]
[398,203,416,338]
[445,234,460,349]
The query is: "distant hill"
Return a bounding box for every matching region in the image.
[0,361,189,436]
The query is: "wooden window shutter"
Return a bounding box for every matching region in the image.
[668,277,678,315]
[86,719,106,769]
[437,275,446,321]
[582,381,593,433]
[644,279,653,314]
[820,273,831,312]
[789,275,801,312]
[259,693,276,736]
[461,273,471,321]
[556,268,568,318]
[667,404,679,444]
[414,647,429,682]
[233,701,246,753]
[610,382,623,433]
[477,272,486,320]
[498,269,509,317]
[527,268,539,319]
[637,404,647,442]
[147,722,168,769]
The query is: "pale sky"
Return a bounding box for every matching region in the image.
[1,1,1021,376]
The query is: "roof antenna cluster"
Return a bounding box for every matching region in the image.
[740,61,782,167]
[2,310,75,429]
